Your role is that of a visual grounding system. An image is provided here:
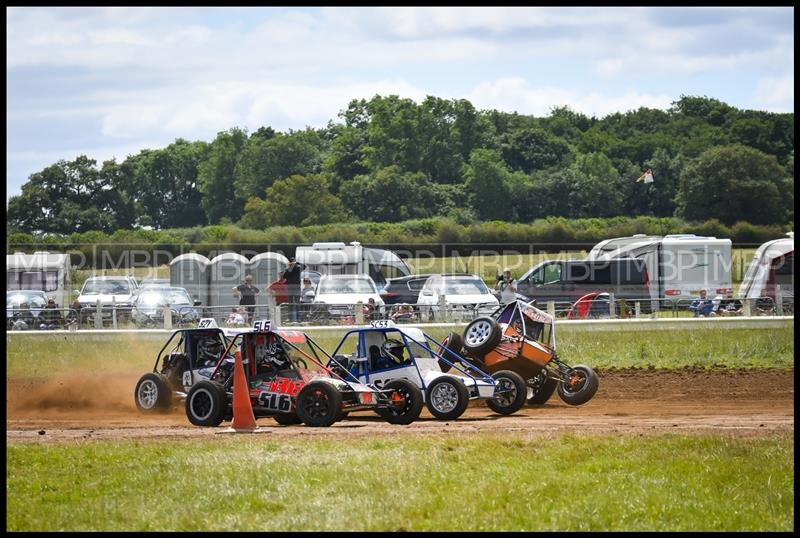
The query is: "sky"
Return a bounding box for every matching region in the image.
[5,6,795,202]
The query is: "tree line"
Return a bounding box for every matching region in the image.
[7,94,794,235]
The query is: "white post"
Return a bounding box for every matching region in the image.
[775,285,783,316]
[94,299,102,329]
[163,305,172,330]
[355,301,364,324]
[111,296,117,329]
[609,293,616,318]
[547,301,555,318]
[275,305,282,327]
[743,299,752,317]
[439,294,447,322]
[267,295,277,327]
[635,301,641,319]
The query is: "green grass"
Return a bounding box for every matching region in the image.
[6,326,793,379]
[6,433,793,531]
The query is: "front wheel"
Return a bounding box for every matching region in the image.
[185,380,227,426]
[296,382,342,427]
[462,317,502,356]
[527,372,558,405]
[557,365,599,406]
[486,370,527,415]
[134,372,172,412]
[273,413,302,426]
[425,377,469,421]
[438,332,464,373]
[378,379,423,425]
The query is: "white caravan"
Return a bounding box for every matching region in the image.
[6,251,72,307]
[738,232,794,305]
[586,234,732,302]
[294,241,411,287]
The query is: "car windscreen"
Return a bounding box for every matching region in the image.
[438,278,489,295]
[318,278,375,294]
[82,280,131,295]
[136,290,191,305]
[7,293,47,308]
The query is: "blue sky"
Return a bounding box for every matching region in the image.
[6,6,794,201]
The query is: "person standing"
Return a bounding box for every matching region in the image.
[232,274,260,322]
[495,267,518,305]
[282,257,306,322]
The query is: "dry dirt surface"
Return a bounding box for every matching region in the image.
[6,368,794,444]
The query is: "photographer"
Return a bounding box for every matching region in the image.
[495,267,518,305]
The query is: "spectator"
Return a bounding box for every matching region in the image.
[390,303,415,322]
[39,298,62,330]
[226,307,245,326]
[495,267,518,305]
[281,257,306,322]
[299,277,316,321]
[362,297,378,321]
[232,274,260,321]
[711,293,743,317]
[689,289,714,317]
[65,299,86,328]
[237,305,250,326]
[12,302,36,330]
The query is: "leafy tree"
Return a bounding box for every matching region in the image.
[322,125,370,192]
[241,174,347,228]
[197,127,248,224]
[464,149,514,221]
[233,128,324,203]
[130,139,208,229]
[675,144,792,225]
[501,127,573,174]
[566,153,624,217]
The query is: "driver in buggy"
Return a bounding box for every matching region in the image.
[197,336,225,367]
[373,338,410,370]
[254,335,292,376]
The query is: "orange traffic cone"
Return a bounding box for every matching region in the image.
[229,346,258,432]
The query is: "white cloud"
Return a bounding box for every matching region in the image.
[753,75,794,111]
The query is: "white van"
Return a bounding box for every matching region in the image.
[738,232,793,306]
[294,242,411,288]
[586,234,733,302]
[6,251,72,307]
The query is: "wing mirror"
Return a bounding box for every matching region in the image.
[193,300,202,306]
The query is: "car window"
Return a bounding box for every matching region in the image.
[83,280,131,295]
[318,278,375,294]
[407,278,429,291]
[438,278,490,295]
[542,264,562,285]
[7,293,48,308]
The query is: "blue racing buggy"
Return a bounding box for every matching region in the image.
[325,320,528,424]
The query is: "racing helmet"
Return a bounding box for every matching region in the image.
[197,337,223,364]
[381,338,406,363]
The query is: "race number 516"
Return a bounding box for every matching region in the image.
[254,319,272,331]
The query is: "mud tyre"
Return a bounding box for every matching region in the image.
[134,372,173,413]
[274,413,302,426]
[377,379,424,425]
[425,377,469,421]
[486,370,527,415]
[296,382,342,427]
[462,317,502,356]
[557,365,599,406]
[438,332,464,373]
[185,380,227,427]
[527,372,559,405]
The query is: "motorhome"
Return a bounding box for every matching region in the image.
[586,234,733,302]
[738,232,793,307]
[6,251,72,307]
[294,242,411,287]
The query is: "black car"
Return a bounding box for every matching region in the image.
[380,273,474,305]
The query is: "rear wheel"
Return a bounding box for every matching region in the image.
[438,332,464,373]
[377,379,423,425]
[273,413,302,426]
[134,372,172,412]
[425,377,469,421]
[185,380,227,426]
[527,372,559,405]
[462,317,502,356]
[296,382,342,427]
[486,370,527,415]
[557,365,599,406]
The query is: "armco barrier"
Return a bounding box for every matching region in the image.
[6,316,793,342]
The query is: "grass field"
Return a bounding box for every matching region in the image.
[6,433,793,531]
[6,325,794,379]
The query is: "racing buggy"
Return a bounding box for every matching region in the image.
[324,320,528,424]
[134,320,232,413]
[183,320,401,428]
[451,300,599,406]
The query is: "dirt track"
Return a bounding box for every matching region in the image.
[6,368,794,443]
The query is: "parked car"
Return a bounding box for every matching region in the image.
[6,290,48,329]
[416,274,499,319]
[515,258,651,308]
[312,274,385,319]
[76,275,139,324]
[131,287,201,327]
[325,320,527,423]
[138,278,171,290]
[380,273,475,305]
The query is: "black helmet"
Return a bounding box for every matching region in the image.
[198,338,223,363]
[381,338,405,362]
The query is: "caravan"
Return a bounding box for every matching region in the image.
[586,234,733,302]
[738,232,793,309]
[294,242,411,287]
[6,251,72,307]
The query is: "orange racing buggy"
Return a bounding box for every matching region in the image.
[446,300,599,406]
